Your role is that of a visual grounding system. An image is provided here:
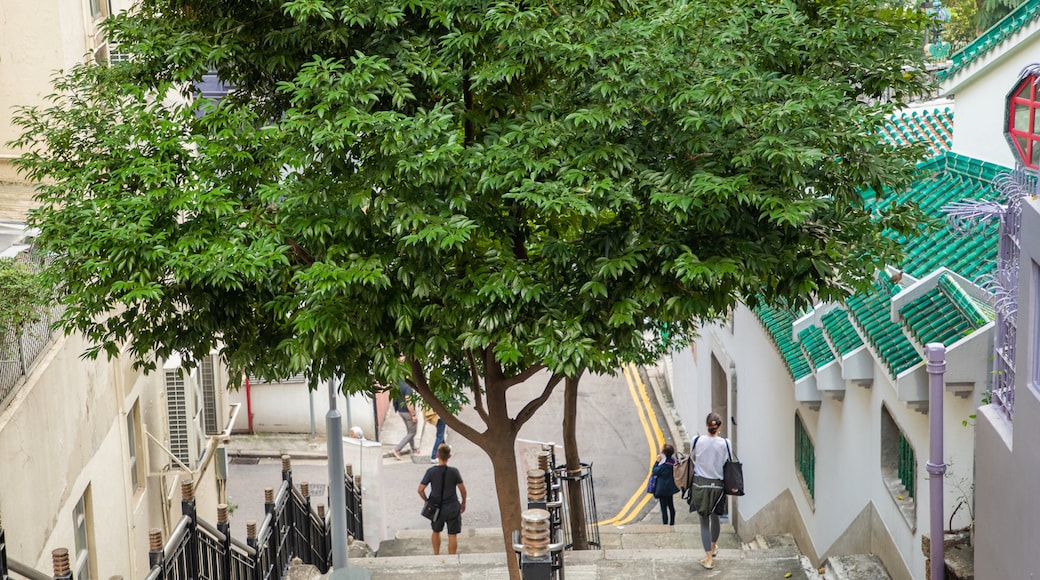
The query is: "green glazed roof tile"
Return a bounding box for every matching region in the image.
[938,273,994,324]
[753,304,813,381]
[798,325,836,369]
[872,152,1002,282]
[900,284,975,347]
[846,280,922,376]
[879,108,954,157]
[754,151,1004,383]
[939,0,1040,81]
[821,308,864,356]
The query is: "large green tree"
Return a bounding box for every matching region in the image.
[12,0,929,575]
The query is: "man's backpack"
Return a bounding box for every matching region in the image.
[673,436,699,498]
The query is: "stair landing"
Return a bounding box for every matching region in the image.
[339,524,817,579]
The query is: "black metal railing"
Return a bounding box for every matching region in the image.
[344,471,364,543]
[143,455,368,580]
[0,454,368,580]
[557,463,600,551]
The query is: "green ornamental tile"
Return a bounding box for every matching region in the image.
[799,325,836,369]
[821,308,864,356]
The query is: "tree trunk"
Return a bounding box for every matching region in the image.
[481,424,523,580]
[562,374,589,549]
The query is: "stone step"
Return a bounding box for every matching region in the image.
[376,523,742,557]
[343,525,818,579]
[329,546,821,579]
[741,533,800,554]
[822,554,892,580]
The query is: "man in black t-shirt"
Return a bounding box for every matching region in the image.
[418,444,467,554]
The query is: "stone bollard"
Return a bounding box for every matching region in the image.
[527,470,547,502]
[147,529,163,568]
[52,548,71,580]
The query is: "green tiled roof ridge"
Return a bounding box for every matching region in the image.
[900,285,975,348]
[937,273,994,326]
[754,152,1005,382]
[846,281,922,376]
[938,0,1040,81]
[924,151,1009,182]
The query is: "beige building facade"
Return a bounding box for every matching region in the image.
[0,0,125,220]
[1,1,236,573]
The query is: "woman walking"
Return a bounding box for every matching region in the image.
[689,412,730,570]
[652,443,680,525]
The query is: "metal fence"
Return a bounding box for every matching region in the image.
[144,458,363,580]
[2,456,365,580]
[0,251,63,415]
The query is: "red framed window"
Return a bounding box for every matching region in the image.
[1007,74,1040,169]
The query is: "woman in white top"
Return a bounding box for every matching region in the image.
[690,412,730,570]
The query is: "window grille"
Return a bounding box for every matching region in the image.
[795,413,815,500]
[898,433,916,499]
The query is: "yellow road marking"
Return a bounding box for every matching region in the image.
[598,364,665,527]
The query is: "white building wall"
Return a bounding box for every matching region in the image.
[0,0,134,218]
[975,195,1040,578]
[946,23,1040,169]
[229,381,375,437]
[672,304,980,579]
[0,329,229,578]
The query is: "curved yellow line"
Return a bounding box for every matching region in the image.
[598,364,665,527]
[608,365,665,526]
[597,365,648,525]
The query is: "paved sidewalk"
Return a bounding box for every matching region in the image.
[225,404,436,462]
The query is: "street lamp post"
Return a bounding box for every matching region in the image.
[326,377,371,579]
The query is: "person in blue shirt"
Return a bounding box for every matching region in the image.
[652,443,680,525]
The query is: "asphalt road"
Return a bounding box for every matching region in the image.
[224,367,669,547]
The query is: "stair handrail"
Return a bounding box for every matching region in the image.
[7,557,51,580]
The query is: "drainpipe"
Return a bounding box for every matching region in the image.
[925,343,947,580]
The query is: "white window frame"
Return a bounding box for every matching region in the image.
[73,489,95,580]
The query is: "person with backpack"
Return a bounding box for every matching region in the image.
[689,412,731,570]
[651,443,681,525]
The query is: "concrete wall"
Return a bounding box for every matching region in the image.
[974,195,1040,578]
[0,333,143,575]
[946,22,1040,168]
[0,0,134,220]
[0,329,230,578]
[228,381,376,438]
[671,304,980,579]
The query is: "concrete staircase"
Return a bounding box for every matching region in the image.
[332,524,837,579]
[736,535,890,579]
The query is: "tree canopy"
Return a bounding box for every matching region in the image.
[12,0,930,574]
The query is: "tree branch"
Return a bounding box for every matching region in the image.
[406,356,486,444]
[501,363,547,390]
[465,349,489,424]
[284,236,315,265]
[514,372,564,430]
